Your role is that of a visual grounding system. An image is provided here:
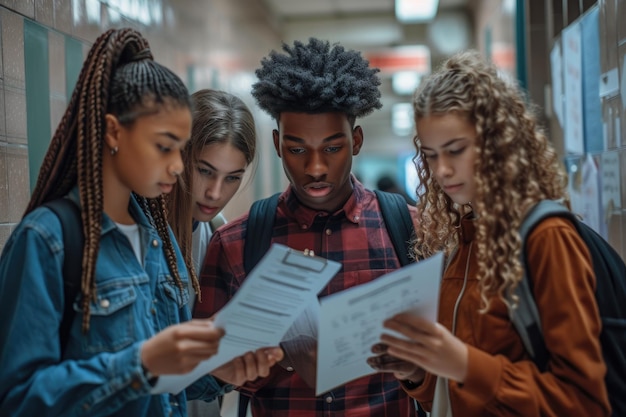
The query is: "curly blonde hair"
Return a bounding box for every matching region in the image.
[412,50,569,311]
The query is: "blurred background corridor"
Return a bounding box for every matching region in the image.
[0,0,624,260]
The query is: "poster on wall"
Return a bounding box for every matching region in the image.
[600,150,621,239]
[562,21,584,154]
[566,154,602,235]
[551,38,564,126]
[581,6,602,153]
[579,153,601,233]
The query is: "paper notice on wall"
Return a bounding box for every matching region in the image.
[563,21,584,154]
[578,153,601,232]
[551,39,564,126]
[601,150,622,221]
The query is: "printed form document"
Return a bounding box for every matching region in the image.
[316,252,444,395]
[152,243,341,394]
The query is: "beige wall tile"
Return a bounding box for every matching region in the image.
[4,85,26,143]
[1,7,25,88]
[54,0,72,34]
[0,0,35,19]
[48,30,65,95]
[5,143,28,222]
[0,223,13,253]
[34,0,73,36]
[50,96,66,136]
[34,0,53,27]
[621,149,626,208]
[71,0,105,43]
[0,82,6,139]
[0,143,7,222]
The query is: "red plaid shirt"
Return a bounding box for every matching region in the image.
[196,177,419,417]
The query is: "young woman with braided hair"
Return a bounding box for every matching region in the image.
[0,28,281,417]
[367,51,610,416]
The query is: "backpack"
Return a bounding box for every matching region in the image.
[239,190,420,417]
[243,190,415,274]
[511,199,626,416]
[43,198,84,354]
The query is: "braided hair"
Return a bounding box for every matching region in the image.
[25,28,193,332]
[251,38,382,126]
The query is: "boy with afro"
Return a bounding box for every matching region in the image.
[195,38,419,417]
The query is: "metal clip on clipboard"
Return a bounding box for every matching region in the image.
[282,248,328,273]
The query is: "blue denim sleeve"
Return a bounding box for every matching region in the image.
[174,291,232,402]
[186,375,234,401]
[0,212,153,417]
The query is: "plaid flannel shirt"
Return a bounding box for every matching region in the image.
[196,177,418,417]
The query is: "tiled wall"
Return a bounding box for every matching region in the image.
[0,4,28,251]
[0,0,281,251]
[1,0,623,257]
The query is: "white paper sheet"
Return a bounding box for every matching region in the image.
[315,252,444,395]
[152,243,341,394]
[279,296,320,388]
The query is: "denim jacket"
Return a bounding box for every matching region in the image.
[0,189,226,417]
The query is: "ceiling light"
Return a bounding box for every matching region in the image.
[392,71,422,95]
[395,0,439,23]
[392,103,414,136]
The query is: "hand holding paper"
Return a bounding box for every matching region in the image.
[211,346,284,386]
[374,312,470,384]
[279,298,320,388]
[151,244,341,394]
[315,252,444,395]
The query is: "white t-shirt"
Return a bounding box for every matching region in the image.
[189,213,226,311]
[115,222,142,266]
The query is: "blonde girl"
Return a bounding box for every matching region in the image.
[369,50,610,417]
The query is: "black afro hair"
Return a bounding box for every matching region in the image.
[251,38,382,123]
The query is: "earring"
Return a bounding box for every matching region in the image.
[110,146,118,156]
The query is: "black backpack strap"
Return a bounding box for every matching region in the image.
[240,191,415,416]
[512,200,573,371]
[43,198,83,354]
[374,190,415,266]
[243,192,280,275]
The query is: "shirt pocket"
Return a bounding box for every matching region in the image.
[157,274,190,327]
[76,284,137,353]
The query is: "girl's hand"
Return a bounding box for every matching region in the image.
[211,347,284,386]
[380,313,469,383]
[367,343,426,384]
[141,319,225,376]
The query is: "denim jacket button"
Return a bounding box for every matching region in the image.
[100,299,110,309]
[151,239,159,247]
[131,379,142,390]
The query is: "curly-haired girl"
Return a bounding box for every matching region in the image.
[0,28,281,417]
[368,50,610,416]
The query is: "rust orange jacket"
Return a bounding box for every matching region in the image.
[405,215,611,417]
